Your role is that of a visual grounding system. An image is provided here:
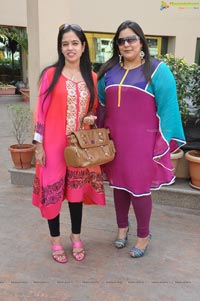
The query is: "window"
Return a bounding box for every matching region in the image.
[86,32,165,69]
[146,36,162,57]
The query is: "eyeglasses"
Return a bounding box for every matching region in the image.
[117,35,140,46]
[59,23,82,32]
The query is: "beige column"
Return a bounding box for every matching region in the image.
[26,0,70,111]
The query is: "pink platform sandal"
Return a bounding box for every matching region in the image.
[51,244,68,263]
[70,236,85,261]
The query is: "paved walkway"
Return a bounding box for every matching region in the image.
[0,96,200,301]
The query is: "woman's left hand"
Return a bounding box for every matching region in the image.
[83,115,97,125]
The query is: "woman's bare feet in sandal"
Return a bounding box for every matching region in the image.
[114,226,129,249]
[70,234,85,261]
[51,236,68,263]
[130,234,152,258]
[134,236,149,249]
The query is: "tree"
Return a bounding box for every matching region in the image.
[0,26,28,83]
[0,26,28,54]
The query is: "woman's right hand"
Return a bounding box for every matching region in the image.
[35,142,45,166]
[83,115,97,125]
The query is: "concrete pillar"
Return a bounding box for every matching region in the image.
[26,0,70,111]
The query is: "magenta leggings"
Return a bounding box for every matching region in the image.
[113,189,152,238]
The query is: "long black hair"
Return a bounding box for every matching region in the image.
[39,24,95,112]
[98,20,152,83]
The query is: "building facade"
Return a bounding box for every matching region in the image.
[0,0,200,108]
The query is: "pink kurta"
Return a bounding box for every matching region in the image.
[32,67,105,219]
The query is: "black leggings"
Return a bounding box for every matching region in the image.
[47,202,83,237]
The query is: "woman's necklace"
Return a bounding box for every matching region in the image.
[123,59,145,70]
[66,72,77,81]
[63,67,80,81]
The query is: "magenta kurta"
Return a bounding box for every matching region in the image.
[98,60,186,196]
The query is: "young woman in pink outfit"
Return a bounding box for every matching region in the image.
[32,23,105,263]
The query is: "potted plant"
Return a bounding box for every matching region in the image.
[160,54,192,176]
[160,54,191,125]
[189,64,200,123]
[184,64,200,189]
[183,63,200,151]
[185,150,200,189]
[19,86,30,102]
[170,148,184,175]
[8,103,35,169]
[0,81,16,95]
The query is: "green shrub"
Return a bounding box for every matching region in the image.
[160,54,191,124]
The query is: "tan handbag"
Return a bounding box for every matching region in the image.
[64,127,116,168]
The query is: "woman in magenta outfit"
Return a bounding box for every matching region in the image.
[32,24,105,263]
[98,20,185,258]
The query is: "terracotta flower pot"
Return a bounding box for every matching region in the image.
[0,85,16,95]
[8,144,35,169]
[20,88,30,102]
[185,150,200,189]
[170,148,184,174]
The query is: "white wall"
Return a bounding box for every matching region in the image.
[0,0,27,27]
[27,0,71,110]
